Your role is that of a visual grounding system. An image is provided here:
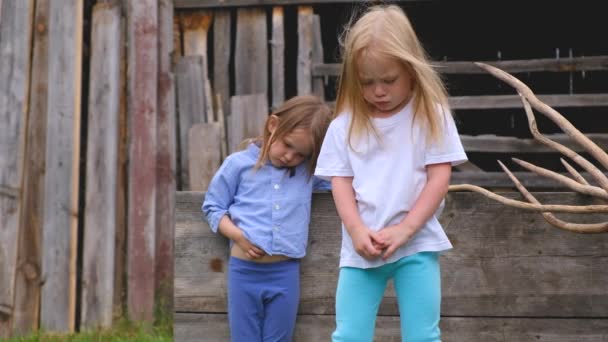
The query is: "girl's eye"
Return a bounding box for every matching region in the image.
[383,78,396,84]
[360,80,372,86]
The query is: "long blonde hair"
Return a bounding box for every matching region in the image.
[335,4,449,146]
[251,95,331,177]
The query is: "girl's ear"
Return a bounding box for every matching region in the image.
[267,115,280,134]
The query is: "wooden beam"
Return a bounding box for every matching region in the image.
[460,133,608,153]
[297,6,313,95]
[271,6,284,109]
[126,0,158,323]
[12,0,47,336]
[40,0,83,333]
[450,94,608,109]
[235,7,267,95]
[213,9,231,117]
[0,0,35,337]
[313,55,608,77]
[451,172,608,189]
[175,0,411,8]
[81,2,121,329]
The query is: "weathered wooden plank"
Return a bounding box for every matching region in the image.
[271,6,284,109]
[451,171,608,190]
[11,0,47,336]
[188,123,221,191]
[453,161,483,172]
[228,94,268,153]
[175,191,608,317]
[40,0,83,333]
[175,0,417,8]
[126,0,158,323]
[213,9,230,117]
[174,313,608,342]
[155,0,176,319]
[0,0,34,336]
[311,14,324,99]
[81,3,121,329]
[235,7,267,95]
[450,94,608,109]
[176,56,206,190]
[460,133,608,153]
[313,55,608,77]
[297,6,313,95]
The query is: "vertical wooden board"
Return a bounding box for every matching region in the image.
[297,6,313,95]
[81,2,121,329]
[0,0,34,337]
[176,56,206,190]
[271,7,285,109]
[180,10,211,119]
[188,123,221,192]
[126,0,158,323]
[213,9,231,119]
[40,0,83,333]
[228,94,268,153]
[155,0,176,318]
[12,0,48,336]
[235,8,267,96]
[311,15,324,100]
[173,14,182,60]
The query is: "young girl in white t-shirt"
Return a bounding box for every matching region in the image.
[314,5,467,342]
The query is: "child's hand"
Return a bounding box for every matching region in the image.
[376,224,415,260]
[350,226,383,260]
[235,236,266,259]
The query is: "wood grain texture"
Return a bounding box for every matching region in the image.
[126,0,158,323]
[296,6,312,95]
[175,313,608,342]
[175,191,608,317]
[188,123,221,191]
[11,0,47,336]
[40,0,82,332]
[235,7,267,96]
[155,0,176,319]
[228,94,268,153]
[271,6,284,109]
[81,3,121,329]
[213,9,231,117]
[0,0,34,337]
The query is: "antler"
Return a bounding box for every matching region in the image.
[449,62,608,233]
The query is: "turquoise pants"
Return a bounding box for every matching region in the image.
[332,252,441,342]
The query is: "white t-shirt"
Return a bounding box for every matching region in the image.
[314,100,467,268]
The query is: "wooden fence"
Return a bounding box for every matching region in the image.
[0,0,175,337]
[174,191,608,341]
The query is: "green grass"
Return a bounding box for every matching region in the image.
[3,319,172,342]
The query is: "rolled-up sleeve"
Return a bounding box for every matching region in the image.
[202,157,239,233]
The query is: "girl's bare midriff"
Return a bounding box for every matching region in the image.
[230,244,291,263]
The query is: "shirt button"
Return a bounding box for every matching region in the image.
[274,184,280,190]
[274,204,280,210]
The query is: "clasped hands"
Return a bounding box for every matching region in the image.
[351,223,415,260]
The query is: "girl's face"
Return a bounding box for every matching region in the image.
[267,116,312,169]
[357,53,413,118]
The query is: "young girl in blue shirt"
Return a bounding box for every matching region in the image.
[202,95,331,342]
[315,5,468,342]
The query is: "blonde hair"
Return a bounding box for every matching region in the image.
[335,4,449,146]
[251,95,331,177]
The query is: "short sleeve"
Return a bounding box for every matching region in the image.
[425,110,468,166]
[314,117,354,181]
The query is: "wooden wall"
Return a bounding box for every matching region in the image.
[174,191,608,341]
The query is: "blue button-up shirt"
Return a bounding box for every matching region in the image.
[202,143,330,258]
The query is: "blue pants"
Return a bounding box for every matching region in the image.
[227,257,300,342]
[332,252,441,342]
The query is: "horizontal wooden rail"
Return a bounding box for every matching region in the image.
[313,56,608,76]
[450,94,608,109]
[175,0,413,9]
[460,133,608,153]
[451,172,608,189]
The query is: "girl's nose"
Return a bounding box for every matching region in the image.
[374,84,386,96]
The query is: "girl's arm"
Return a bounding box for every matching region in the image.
[377,162,452,260]
[217,215,265,259]
[332,176,382,259]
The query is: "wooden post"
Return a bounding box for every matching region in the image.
[213,9,231,119]
[297,6,313,95]
[271,7,284,109]
[12,0,47,336]
[81,2,121,329]
[126,0,158,323]
[235,8,267,96]
[40,0,83,333]
[155,0,176,320]
[311,14,325,100]
[0,0,35,337]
